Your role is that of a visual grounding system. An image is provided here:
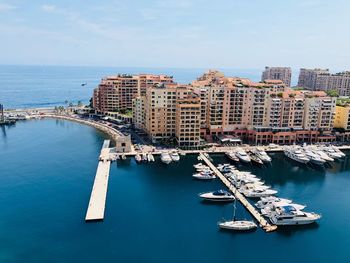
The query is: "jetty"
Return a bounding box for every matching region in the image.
[199,153,277,232]
[85,140,112,221]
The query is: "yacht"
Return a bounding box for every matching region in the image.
[147,153,155,162]
[269,206,321,225]
[192,171,216,180]
[248,152,263,166]
[309,147,334,162]
[160,152,172,164]
[218,199,257,231]
[331,146,346,157]
[255,197,292,209]
[217,164,235,173]
[135,154,142,163]
[199,190,235,202]
[321,146,343,159]
[170,152,180,162]
[235,148,251,163]
[242,188,278,198]
[304,150,326,166]
[142,153,148,162]
[225,152,239,162]
[261,202,306,216]
[253,147,272,163]
[193,163,206,169]
[284,147,310,164]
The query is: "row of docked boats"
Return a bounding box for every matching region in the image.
[160,151,180,164]
[134,153,155,163]
[193,160,257,231]
[218,163,321,225]
[284,145,345,165]
[225,147,272,166]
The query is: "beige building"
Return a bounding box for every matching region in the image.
[261,67,292,87]
[93,74,173,113]
[334,104,350,130]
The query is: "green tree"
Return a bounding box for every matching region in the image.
[326,89,339,97]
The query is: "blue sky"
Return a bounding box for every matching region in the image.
[0,0,349,69]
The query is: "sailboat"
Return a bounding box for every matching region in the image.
[218,199,257,231]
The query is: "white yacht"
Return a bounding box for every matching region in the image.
[170,152,180,162]
[192,171,216,180]
[321,146,343,159]
[217,164,235,173]
[304,150,326,166]
[199,190,235,202]
[193,163,206,169]
[242,188,278,198]
[253,147,272,163]
[269,206,321,225]
[142,153,148,162]
[255,197,292,209]
[284,147,310,164]
[225,152,239,162]
[309,147,334,162]
[218,199,257,231]
[331,146,346,157]
[135,154,142,163]
[261,202,306,216]
[235,148,251,163]
[147,153,155,162]
[160,152,172,164]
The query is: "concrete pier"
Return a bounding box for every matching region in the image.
[199,153,277,232]
[85,140,111,221]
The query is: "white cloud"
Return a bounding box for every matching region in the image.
[41,4,56,12]
[0,3,17,11]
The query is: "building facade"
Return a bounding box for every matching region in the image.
[261,67,292,87]
[93,74,173,113]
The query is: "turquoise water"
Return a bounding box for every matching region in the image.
[1,119,350,262]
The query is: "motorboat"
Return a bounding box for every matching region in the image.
[261,202,306,216]
[160,152,172,164]
[253,147,272,163]
[135,154,142,163]
[170,152,180,162]
[225,152,239,162]
[269,206,321,225]
[331,146,345,157]
[304,150,326,166]
[218,199,257,231]
[142,153,148,162]
[147,153,155,162]
[255,197,292,209]
[242,188,278,198]
[193,163,206,169]
[248,152,264,166]
[309,148,334,162]
[217,164,235,173]
[235,148,251,163]
[192,171,216,180]
[284,147,310,164]
[321,146,343,159]
[199,190,235,202]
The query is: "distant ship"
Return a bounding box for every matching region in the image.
[81,83,87,86]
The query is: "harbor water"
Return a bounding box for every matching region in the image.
[1,119,350,262]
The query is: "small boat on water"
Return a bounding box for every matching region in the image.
[121,154,127,160]
[255,197,292,209]
[268,205,321,226]
[218,199,257,231]
[194,163,207,169]
[135,154,142,163]
[160,152,172,164]
[142,153,148,162]
[192,171,216,180]
[253,147,272,163]
[284,147,310,164]
[304,150,326,166]
[170,152,180,162]
[147,153,155,162]
[225,152,239,162]
[248,152,263,166]
[235,148,251,163]
[199,190,235,202]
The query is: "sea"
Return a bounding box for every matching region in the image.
[0,65,349,262]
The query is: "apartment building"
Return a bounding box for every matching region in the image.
[93,74,173,113]
[133,84,201,146]
[298,69,350,96]
[334,104,350,130]
[261,67,292,87]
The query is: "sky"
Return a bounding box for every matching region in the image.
[0,0,350,70]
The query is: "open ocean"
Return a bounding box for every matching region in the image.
[0,65,265,109]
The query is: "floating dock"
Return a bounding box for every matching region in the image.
[85,140,111,221]
[199,153,277,232]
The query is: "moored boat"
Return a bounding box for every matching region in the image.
[160,152,172,164]
[199,190,235,202]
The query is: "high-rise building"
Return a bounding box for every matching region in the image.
[93,74,173,113]
[261,67,292,87]
[297,69,350,96]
